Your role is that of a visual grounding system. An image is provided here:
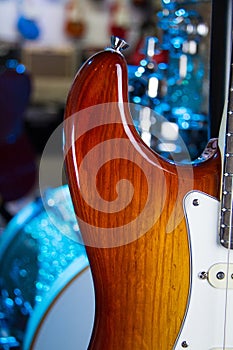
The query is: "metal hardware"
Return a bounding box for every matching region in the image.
[198,271,208,280]
[181,341,189,348]
[192,198,199,206]
[216,271,225,280]
[111,36,129,52]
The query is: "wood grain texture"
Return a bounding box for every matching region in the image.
[64,48,221,349]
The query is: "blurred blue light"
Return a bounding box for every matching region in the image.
[5,297,14,308]
[175,9,186,17]
[158,62,167,70]
[140,59,147,67]
[6,59,17,69]
[16,64,26,74]
[133,96,141,104]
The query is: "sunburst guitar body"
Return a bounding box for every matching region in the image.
[63,37,231,349]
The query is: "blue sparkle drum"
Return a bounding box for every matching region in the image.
[0,185,95,350]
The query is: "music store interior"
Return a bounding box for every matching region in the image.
[0,0,231,349]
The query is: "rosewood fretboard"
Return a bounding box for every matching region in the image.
[220,57,233,249]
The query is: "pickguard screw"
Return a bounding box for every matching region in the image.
[181,341,189,348]
[198,271,208,280]
[193,199,199,206]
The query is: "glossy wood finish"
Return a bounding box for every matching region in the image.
[64,48,221,349]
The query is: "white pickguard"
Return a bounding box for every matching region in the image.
[174,190,233,350]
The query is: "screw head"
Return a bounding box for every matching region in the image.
[198,271,207,280]
[181,340,189,348]
[193,198,199,206]
[216,271,225,280]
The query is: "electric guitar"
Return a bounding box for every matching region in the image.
[63,35,233,349]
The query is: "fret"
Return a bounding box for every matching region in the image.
[222,190,231,195]
[222,175,233,191]
[221,210,231,225]
[224,153,233,173]
[226,135,233,153]
[221,207,231,212]
[226,115,233,132]
[220,192,233,248]
[224,162,233,174]
[220,226,233,248]
[221,192,232,212]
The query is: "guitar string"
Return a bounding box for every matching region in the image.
[222,176,232,350]
[222,107,233,350]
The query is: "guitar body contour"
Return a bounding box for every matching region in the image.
[64,44,221,349]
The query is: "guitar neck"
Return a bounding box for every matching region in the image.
[220,49,233,249]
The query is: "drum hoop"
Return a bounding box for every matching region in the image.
[23,255,92,350]
[0,186,94,350]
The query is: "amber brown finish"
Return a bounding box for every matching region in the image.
[64,49,221,349]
